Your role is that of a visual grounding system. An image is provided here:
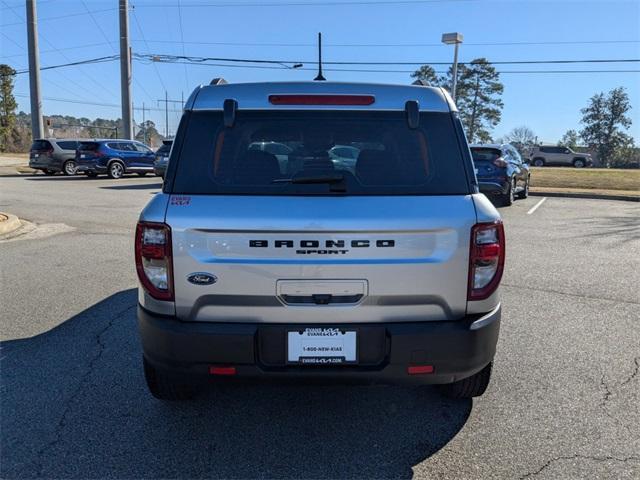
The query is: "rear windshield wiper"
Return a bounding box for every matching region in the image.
[273,174,346,191]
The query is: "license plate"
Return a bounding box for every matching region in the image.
[34,154,39,158]
[81,154,86,159]
[474,167,478,174]
[287,328,357,364]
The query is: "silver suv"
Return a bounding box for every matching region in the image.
[136,81,504,401]
[529,145,592,168]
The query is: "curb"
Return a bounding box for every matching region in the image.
[529,191,639,202]
[0,213,22,235]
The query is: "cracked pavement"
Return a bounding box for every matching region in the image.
[1,174,639,479]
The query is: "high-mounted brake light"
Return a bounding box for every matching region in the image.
[468,221,505,301]
[135,221,174,301]
[268,94,375,106]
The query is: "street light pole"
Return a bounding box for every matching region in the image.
[441,32,463,103]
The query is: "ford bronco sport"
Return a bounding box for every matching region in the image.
[136,81,504,401]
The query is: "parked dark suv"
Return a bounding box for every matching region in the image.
[75,140,156,179]
[470,143,530,206]
[153,140,173,179]
[29,138,87,175]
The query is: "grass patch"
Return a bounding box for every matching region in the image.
[530,167,640,192]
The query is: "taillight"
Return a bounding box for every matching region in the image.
[468,221,505,301]
[135,221,173,301]
[493,157,508,168]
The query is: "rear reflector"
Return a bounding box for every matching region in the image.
[268,94,375,106]
[407,365,434,375]
[209,366,237,376]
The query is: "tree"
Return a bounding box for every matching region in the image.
[580,87,633,167]
[450,58,504,143]
[135,120,163,147]
[411,59,504,143]
[0,64,18,152]
[558,130,579,149]
[410,65,441,86]
[501,126,536,157]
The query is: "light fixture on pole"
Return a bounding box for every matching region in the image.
[441,32,463,102]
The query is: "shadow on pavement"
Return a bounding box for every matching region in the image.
[100,182,163,190]
[1,290,471,479]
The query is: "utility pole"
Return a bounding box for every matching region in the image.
[157,92,182,138]
[119,0,133,139]
[142,102,146,144]
[26,0,43,140]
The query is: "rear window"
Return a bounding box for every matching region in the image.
[56,140,78,151]
[156,144,171,155]
[78,142,100,151]
[471,148,502,162]
[171,111,470,196]
[30,140,52,151]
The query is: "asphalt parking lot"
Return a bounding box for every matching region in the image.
[1,173,639,479]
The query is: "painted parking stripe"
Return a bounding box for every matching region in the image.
[527,197,547,215]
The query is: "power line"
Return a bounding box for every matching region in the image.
[175,0,190,92]
[131,7,167,92]
[76,0,155,106]
[139,52,640,66]
[153,58,640,74]
[0,0,119,102]
[138,0,476,8]
[0,8,117,27]
[131,38,640,48]
[15,93,182,113]
[0,42,115,60]
[13,56,120,74]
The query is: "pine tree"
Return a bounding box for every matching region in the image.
[410,65,441,86]
[0,64,18,152]
[454,59,504,143]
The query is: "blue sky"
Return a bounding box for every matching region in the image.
[1,0,639,142]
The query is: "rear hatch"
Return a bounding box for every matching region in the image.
[470,147,505,179]
[166,109,477,324]
[29,140,53,165]
[76,141,101,165]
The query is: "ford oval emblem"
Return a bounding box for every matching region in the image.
[187,273,217,285]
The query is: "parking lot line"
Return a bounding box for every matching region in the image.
[527,197,547,215]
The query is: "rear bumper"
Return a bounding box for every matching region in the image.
[478,180,509,196]
[138,304,501,385]
[76,163,107,173]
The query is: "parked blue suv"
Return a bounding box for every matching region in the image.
[75,140,156,179]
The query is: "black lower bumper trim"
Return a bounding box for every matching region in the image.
[138,305,501,385]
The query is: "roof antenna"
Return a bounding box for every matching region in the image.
[314,32,326,81]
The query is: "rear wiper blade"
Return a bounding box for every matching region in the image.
[273,174,345,185]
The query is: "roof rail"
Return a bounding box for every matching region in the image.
[210,77,228,86]
[412,79,430,87]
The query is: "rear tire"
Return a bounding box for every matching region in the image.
[532,158,545,167]
[573,158,586,168]
[440,362,493,398]
[107,161,125,179]
[499,178,515,206]
[517,176,530,199]
[63,160,77,176]
[143,357,197,401]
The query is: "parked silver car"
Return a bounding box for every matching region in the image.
[136,80,504,401]
[29,138,89,175]
[529,145,592,168]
